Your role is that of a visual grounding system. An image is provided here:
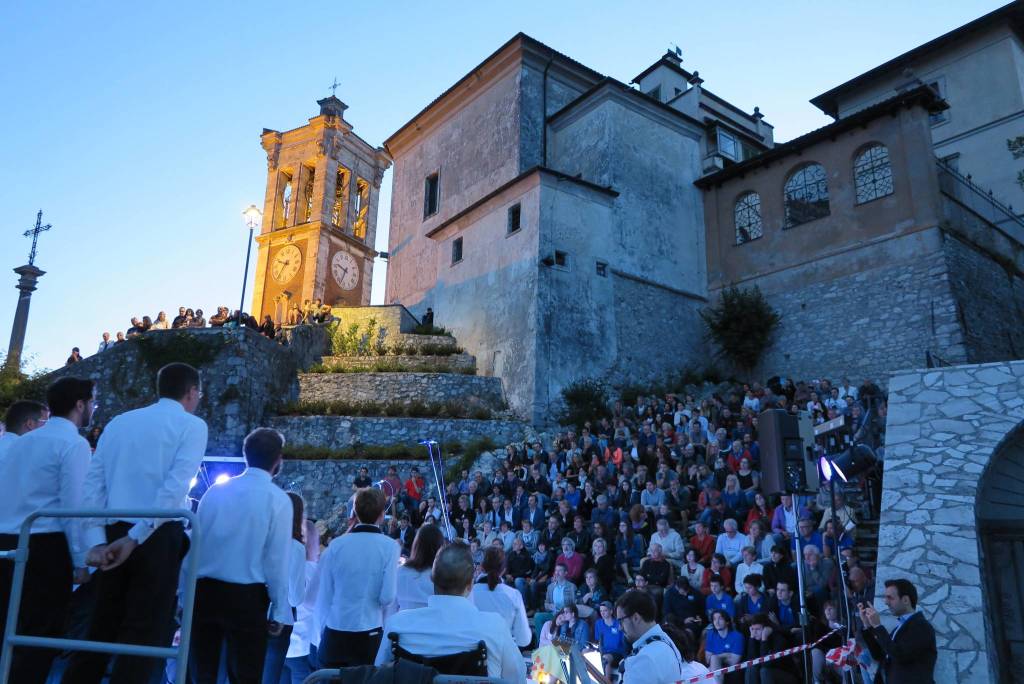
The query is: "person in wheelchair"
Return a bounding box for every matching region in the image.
[374,543,526,682]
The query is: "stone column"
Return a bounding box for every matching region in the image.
[6,264,45,370]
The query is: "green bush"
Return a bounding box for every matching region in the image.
[134,331,222,371]
[700,286,781,376]
[558,378,610,428]
[0,359,50,419]
[411,324,453,336]
[444,435,497,481]
[283,443,425,460]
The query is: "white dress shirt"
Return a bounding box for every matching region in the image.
[287,558,320,659]
[622,623,688,684]
[0,432,18,465]
[0,418,90,565]
[396,565,434,612]
[81,398,207,547]
[734,561,764,594]
[317,524,399,632]
[374,594,525,682]
[470,581,531,647]
[194,468,293,625]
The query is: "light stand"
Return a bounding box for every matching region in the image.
[239,205,262,327]
[791,518,812,682]
[421,439,455,541]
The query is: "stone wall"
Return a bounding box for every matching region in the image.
[50,328,299,456]
[268,415,529,450]
[298,372,507,411]
[880,360,1024,683]
[749,232,968,387]
[943,232,1024,365]
[329,305,419,334]
[318,353,476,374]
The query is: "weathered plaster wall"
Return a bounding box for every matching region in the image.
[268,415,529,450]
[297,372,507,411]
[880,360,1024,683]
[50,328,299,456]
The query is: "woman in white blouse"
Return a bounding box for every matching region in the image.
[469,546,532,648]
[264,493,312,684]
[395,524,445,612]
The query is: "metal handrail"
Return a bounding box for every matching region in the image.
[0,508,200,684]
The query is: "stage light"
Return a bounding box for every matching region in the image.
[214,474,231,485]
[829,444,877,482]
[819,456,834,482]
[189,477,198,489]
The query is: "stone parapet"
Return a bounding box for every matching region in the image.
[268,415,528,449]
[298,372,506,410]
[330,304,419,334]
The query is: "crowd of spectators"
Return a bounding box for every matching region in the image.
[74,299,339,363]
[371,377,884,681]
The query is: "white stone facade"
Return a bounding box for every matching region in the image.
[879,359,1024,682]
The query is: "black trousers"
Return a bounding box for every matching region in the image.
[318,626,382,668]
[0,532,72,684]
[189,578,270,684]
[62,521,187,684]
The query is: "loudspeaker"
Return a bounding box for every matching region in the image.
[759,409,818,495]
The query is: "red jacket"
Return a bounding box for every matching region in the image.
[690,533,716,565]
[404,476,426,501]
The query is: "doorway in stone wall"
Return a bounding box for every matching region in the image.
[977,423,1024,683]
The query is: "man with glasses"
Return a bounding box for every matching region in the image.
[0,380,93,683]
[615,589,707,682]
[64,363,208,684]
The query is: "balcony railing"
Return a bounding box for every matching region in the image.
[936,158,1024,233]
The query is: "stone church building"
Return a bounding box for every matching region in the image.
[379,3,1024,425]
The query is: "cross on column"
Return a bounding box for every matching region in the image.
[329,77,340,96]
[23,210,51,266]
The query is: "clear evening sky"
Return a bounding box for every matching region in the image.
[0,1,1005,372]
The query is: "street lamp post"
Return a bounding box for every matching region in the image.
[239,205,262,327]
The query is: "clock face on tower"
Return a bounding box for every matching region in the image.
[272,245,302,284]
[331,251,360,290]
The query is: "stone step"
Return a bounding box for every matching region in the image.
[297,372,507,411]
[318,353,476,374]
[268,415,529,450]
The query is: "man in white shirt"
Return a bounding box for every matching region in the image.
[714,518,750,566]
[376,543,525,681]
[0,380,92,684]
[64,363,208,684]
[616,589,706,683]
[0,399,48,457]
[96,332,113,353]
[316,487,399,668]
[648,518,685,567]
[189,428,293,682]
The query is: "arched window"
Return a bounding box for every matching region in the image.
[783,163,830,228]
[734,192,763,244]
[854,144,894,204]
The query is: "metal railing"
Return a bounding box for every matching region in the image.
[0,508,200,684]
[936,158,1024,231]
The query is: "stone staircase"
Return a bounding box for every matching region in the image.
[268,305,530,453]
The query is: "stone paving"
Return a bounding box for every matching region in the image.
[879,359,1024,683]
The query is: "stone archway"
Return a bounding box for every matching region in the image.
[977,422,1024,683]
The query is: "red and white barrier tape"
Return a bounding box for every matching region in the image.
[681,628,842,683]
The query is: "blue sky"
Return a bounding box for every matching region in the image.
[0,0,1006,371]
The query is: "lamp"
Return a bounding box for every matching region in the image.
[238,205,263,326]
[828,443,877,482]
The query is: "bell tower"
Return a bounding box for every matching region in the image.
[251,95,391,323]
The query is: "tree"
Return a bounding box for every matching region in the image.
[700,286,781,377]
[558,378,610,429]
[1008,135,1024,190]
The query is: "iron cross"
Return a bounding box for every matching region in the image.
[329,77,340,96]
[23,210,51,266]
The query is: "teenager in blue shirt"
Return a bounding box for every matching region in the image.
[704,574,735,621]
[593,601,627,675]
[705,610,744,675]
